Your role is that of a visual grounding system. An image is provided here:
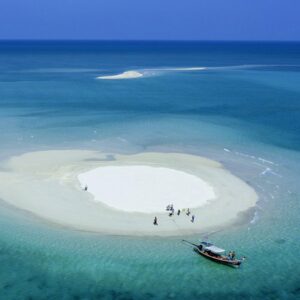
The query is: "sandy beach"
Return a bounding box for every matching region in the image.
[0,150,258,236]
[78,165,215,213]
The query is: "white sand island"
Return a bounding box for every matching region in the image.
[97,70,143,80]
[0,151,257,236]
[78,166,215,213]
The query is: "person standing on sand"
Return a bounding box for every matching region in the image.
[153,216,158,225]
[177,209,181,216]
[191,215,195,223]
[186,208,191,216]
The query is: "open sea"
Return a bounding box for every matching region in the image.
[0,41,300,299]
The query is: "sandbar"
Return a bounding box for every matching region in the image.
[0,150,258,236]
[78,165,215,213]
[97,71,143,80]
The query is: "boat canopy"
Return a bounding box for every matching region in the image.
[201,241,213,247]
[204,245,225,254]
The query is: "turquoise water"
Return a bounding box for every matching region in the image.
[0,41,300,299]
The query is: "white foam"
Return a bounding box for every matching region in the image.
[258,157,278,166]
[234,151,256,159]
[260,167,282,177]
[250,210,259,224]
[97,71,143,80]
[261,167,272,176]
[160,67,207,71]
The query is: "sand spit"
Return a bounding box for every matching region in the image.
[97,71,143,80]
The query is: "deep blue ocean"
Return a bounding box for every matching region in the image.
[0,41,300,299]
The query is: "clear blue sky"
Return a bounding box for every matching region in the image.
[0,0,299,41]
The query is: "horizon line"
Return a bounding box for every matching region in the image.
[0,39,299,43]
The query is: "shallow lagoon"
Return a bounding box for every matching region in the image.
[0,41,299,299]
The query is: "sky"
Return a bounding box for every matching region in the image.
[0,0,299,41]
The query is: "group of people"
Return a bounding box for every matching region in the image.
[166,204,175,216]
[166,205,195,222]
[153,205,196,226]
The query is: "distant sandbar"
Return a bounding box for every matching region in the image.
[97,71,143,80]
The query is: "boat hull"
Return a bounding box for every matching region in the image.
[194,248,242,267]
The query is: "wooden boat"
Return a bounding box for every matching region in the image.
[183,240,245,267]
